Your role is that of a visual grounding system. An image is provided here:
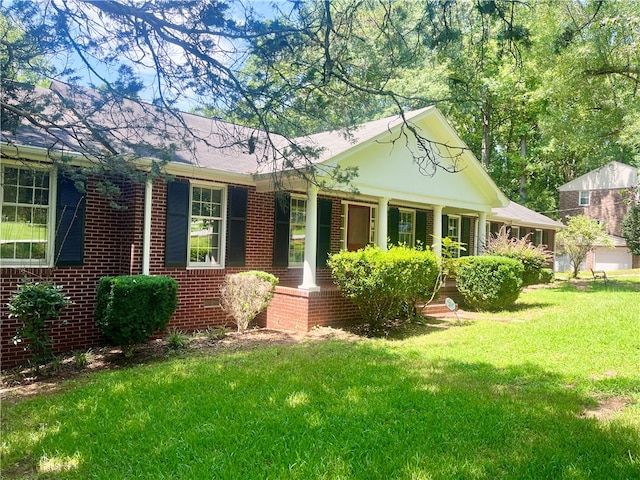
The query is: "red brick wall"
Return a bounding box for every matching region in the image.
[559,189,629,236]
[262,286,360,331]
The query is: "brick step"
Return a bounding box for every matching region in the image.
[421,304,451,315]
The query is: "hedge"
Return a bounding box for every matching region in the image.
[95,275,179,351]
[456,256,524,311]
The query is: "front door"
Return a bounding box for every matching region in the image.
[347,204,370,251]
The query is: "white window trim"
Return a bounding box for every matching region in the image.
[447,214,462,257]
[187,181,227,270]
[447,214,461,240]
[579,190,590,206]
[398,208,416,246]
[288,194,307,268]
[0,162,56,268]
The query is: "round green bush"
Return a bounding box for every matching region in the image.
[538,268,555,284]
[456,256,524,311]
[328,245,440,326]
[95,275,179,350]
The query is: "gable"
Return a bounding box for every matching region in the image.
[324,108,507,212]
[559,161,639,192]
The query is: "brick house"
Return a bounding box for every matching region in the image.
[1,84,561,367]
[558,161,639,271]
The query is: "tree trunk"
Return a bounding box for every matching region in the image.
[481,101,492,168]
[519,135,527,203]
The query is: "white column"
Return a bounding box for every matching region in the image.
[142,178,153,275]
[432,205,443,257]
[477,211,487,255]
[299,183,320,291]
[377,197,389,251]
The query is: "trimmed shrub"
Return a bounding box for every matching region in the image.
[95,275,179,352]
[484,230,552,286]
[538,268,554,284]
[328,245,440,327]
[7,280,72,369]
[456,256,524,311]
[220,271,278,333]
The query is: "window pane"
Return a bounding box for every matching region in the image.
[34,170,49,189]
[3,185,17,202]
[3,167,18,186]
[2,205,16,222]
[18,186,33,204]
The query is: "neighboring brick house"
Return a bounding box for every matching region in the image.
[558,161,640,271]
[1,83,560,367]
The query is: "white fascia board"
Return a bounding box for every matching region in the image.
[343,183,495,213]
[489,216,565,230]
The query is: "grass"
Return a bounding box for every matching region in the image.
[2,278,640,479]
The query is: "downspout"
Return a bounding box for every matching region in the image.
[142,178,152,275]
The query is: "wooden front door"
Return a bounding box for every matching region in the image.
[347,204,370,251]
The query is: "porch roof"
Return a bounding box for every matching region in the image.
[491,201,564,230]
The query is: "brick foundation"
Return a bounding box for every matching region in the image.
[261,285,361,331]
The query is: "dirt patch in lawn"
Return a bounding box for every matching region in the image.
[580,396,632,421]
[0,327,359,404]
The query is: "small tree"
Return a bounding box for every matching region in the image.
[220,271,278,333]
[622,203,640,255]
[7,280,72,370]
[556,215,613,278]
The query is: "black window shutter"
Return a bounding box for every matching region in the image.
[55,176,86,266]
[441,214,449,239]
[273,193,290,267]
[165,179,190,268]
[461,216,471,257]
[388,207,399,246]
[227,186,248,267]
[316,198,332,267]
[415,211,427,248]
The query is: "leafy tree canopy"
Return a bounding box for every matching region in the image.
[622,194,640,255]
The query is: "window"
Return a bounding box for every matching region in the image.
[398,209,415,245]
[534,229,543,246]
[189,184,225,267]
[579,191,590,206]
[289,196,306,265]
[447,215,461,257]
[1,164,53,265]
[510,226,520,239]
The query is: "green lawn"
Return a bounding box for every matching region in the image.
[2,278,639,479]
